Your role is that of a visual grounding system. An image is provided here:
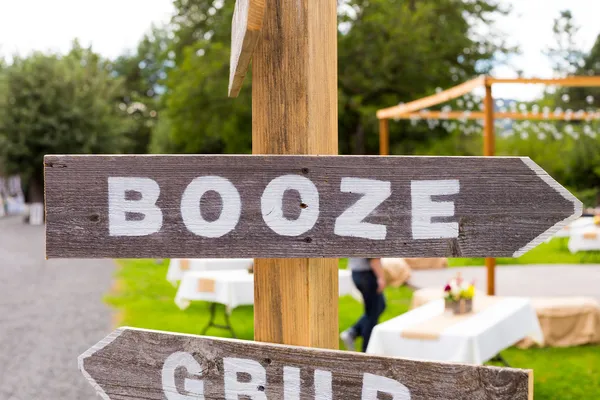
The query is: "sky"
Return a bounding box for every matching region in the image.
[480,0,600,100]
[0,0,174,59]
[0,0,598,100]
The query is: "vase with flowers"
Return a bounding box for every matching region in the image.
[443,273,475,315]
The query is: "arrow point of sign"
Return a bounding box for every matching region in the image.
[513,157,583,258]
[78,328,126,400]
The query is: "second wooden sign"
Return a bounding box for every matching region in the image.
[80,327,532,400]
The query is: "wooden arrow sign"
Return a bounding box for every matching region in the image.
[228,0,266,97]
[44,155,581,259]
[80,327,532,400]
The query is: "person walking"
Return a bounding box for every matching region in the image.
[340,258,386,352]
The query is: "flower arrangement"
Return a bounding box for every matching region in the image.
[443,273,475,314]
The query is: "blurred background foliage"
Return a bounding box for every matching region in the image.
[0,1,599,206]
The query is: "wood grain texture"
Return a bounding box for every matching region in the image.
[376,76,485,119]
[44,155,582,259]
[379,118,389,156]
[227,0,266,97]
[487,76,600,87]
[377,75,600,120]
[389,110,600,121]
[79,327,533,400]
[251,0,338,349]
[483,84,496,296]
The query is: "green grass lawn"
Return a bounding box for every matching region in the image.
[449,237,600,266]
[107,259,599,400]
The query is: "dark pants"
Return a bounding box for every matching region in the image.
[351,270,386,352]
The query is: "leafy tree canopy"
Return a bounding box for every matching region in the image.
[0,41,130,200]
[154,0,513,155]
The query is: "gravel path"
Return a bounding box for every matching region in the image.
[409,264,600,300]
[0,216,115,400]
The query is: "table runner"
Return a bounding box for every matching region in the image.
[197,278,216,293]
[401,296,504,340]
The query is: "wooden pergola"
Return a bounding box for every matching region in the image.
[376,75,600,295]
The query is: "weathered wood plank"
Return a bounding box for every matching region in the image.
[487,76,600,87]
[44,155,581,259]
[250,0,339,349]
[387,110,600,121]
[228,0,266,97]
[483,82,497,296]
[376,76,485,119]
[80,327,533,400]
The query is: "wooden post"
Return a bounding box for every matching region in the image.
[379,118,389,155]
[483,81,496,296]
[483,83,495,157]
[251,0,338,348]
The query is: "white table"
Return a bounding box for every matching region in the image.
[167,258,254,285]
[175,269,354,337]
[568,226,600,253]
[367,297,543,365]
[569,216,595,232]
[546,216,595,242]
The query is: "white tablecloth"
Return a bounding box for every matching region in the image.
[175,269,354,312]
[546,216,595,241]
[367,297,543,365]
[167,258,254,285]
[569,217,595,232]
[568,226,600,252]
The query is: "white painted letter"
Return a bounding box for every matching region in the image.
[335,177,391,240]
[283,367,332,400]
[411,180,459,239]
[108,177,162,236]
[161,352,205,400]
[181,176,241,238]
[361,373,410,400]
[314,369,333,400]
[283,366,300,400]
[224,358,267,400]
[261,175,319,236]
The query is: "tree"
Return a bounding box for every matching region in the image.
[113,24,172,154]
[545,10,585,76]
[562,34,600,111]
[542,11,600,205]
[0,42,130,202]
[338,0,512,154]
[162,0,253,154]
[155,0,513,155]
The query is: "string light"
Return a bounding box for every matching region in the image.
[583,125,596,138]
[392,90,600,145]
